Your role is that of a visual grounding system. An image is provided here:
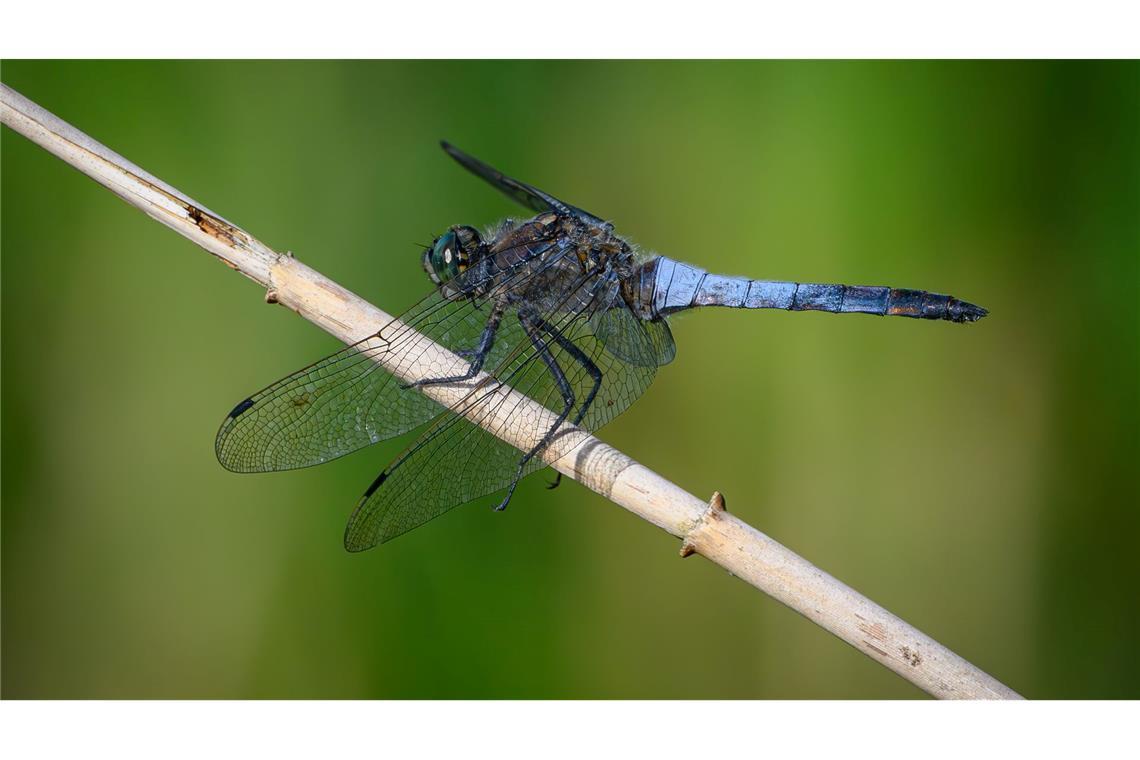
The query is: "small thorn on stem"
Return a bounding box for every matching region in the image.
[708,491,726,517]
[265,288,279,304]
[680,491,728,558]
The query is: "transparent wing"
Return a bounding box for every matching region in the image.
[441,141,606,226]
[215,238,562,473]
[593,310,676,367]
[344,277,667,550]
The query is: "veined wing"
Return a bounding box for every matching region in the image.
[441,141,606,227]
[593,309,676,367]
[344,275,668,550]
[215,237,564,473]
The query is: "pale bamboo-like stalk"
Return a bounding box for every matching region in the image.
[1,83,1022,699]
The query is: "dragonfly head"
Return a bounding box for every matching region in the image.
[423,225,483,286]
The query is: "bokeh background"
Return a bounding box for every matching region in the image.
[2,61,1137,699]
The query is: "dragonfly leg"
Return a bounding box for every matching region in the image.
[402,301,506,389]
[535,316,602,427]
[495,309,576,512]
[533,318,602,492]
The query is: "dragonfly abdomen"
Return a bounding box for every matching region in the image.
[634,257,987,324]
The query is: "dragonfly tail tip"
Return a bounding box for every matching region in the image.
[953,299,989,323]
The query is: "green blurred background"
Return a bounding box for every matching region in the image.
[2,61,1137,699]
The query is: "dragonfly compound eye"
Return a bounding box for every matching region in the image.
[425,229,462,285]
[425,226,483,285]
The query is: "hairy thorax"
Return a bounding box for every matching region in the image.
[484,212,639,314]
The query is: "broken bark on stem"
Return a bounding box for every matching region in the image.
[0,82,1022,699]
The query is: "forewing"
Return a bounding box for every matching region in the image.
[214,237,564,473]
[344,281,663,550]
[215,293,526,472]
[441,141,606,226]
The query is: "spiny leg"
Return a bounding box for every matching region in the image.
[536,315,602,427]
[403,300,506,389]
[534,314,604,491]
[495,309,576,512]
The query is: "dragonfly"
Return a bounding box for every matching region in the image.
[216,141,987,551]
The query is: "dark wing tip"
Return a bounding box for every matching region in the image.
[215,412,244,472]
[228,397,256,419]
[343,472,390,552]
[214,397,257,472]
[362,471,388,499]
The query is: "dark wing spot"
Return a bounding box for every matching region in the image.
[362,471,388,499]
[228,398,255,418]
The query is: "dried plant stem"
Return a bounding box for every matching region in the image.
[1,83,1021,699]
